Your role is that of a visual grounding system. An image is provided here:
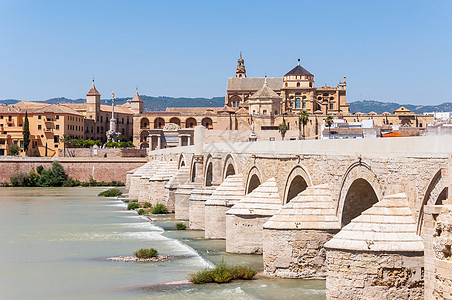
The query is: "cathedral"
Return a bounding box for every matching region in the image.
[225,53,349,115]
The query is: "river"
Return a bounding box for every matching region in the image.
[0,187,325,299]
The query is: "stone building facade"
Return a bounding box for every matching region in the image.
[133,54,434,149]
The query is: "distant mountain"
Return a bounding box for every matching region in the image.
[1,96,450,114]
[0,96,225,112]
[349,100,452,114]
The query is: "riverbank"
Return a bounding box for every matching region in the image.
[0,187,325,299]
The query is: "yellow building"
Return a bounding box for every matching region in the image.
[0,102,84,156]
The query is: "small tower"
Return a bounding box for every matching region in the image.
[236,52,246,78]
[130,88,143,115]
[86,79,101,119]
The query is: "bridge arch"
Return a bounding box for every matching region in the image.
[337,161,382,227]
[178,153,186,169]
[246,166,261,194]
[416,169,448,234]
[223,154,237,179]
[190,156,197,182]
[283,165,312,204]
[204,154,213,186]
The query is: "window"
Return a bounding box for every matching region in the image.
[295,98,301,109]
[122,118,124,124]
[302,96,306,100]
[0,116,3,119]
[330,103,334,109]
[290,96,294,99]
[54,135,59,143]
[420,123,423,127]
[323,93,329,96]
[106,117,109,122]
[8,116,12,121]
[330,97,334,100]
[263,110,267,115]
[97,126,99,133]
[38,115,41,119]
[296,93,301,96]
[46,115,51,121]
[38,125,42,130]
[56,115,59,119]
[100,116,103,123]
[56,125,59,130]
[46,125,51,131]
[318,97,322,100]
[127,118,130,125]
[0,141,5,145]
[297,82,300,87]
[275,111,278,115]
[303,102,306,109]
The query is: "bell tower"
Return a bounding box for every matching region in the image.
[86,79,101,119]
[236,52,246,78]
[130,88,143,115]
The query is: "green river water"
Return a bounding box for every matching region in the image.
[0,187,325,299]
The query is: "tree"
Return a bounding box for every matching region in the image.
[60,134,70,157]
[299,110,309,140]
[7,144,20,156]
[326,115,334,139]
[23,111,30,154]
[278,121,288,141]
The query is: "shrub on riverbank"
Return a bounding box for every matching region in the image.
[127,203,139,210]
[176,223,186,230]
[134,248,158,259]
[188,263,256,284]
[98,189,123,197]
[9,162,125,187]
[137,209,146,215]
[152,203,167,214]
[143,202,152,208]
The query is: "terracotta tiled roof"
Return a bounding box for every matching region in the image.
[32,104,84,116]
[87,81,100,96]
[166,107,222,114]
[100,104,133,115]
[131,91,142,102]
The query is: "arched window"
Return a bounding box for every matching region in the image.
[295,98,301,109]
[297,82,300,87]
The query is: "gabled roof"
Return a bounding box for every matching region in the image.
[32,104,84,116]
[249,80,282,100]
[285,60,313,76]
[227,77,283,91]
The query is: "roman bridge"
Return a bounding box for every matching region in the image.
[127,128,452,299]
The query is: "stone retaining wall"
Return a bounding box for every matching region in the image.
[0,157,146,184]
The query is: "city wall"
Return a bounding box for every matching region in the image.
[0,157,147,183]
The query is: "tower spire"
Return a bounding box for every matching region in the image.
[236,52,246,78]
[297,58,300,66]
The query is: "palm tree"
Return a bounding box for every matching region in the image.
[60,134,70,157]
[299,110,309,140]
[278,121,288,140]
[326,115,333,139]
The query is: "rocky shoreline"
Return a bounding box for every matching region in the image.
[102,255,171,262]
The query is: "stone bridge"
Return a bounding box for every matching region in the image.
[127,127,452,299]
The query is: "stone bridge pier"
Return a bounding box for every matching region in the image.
[126,135,452,299]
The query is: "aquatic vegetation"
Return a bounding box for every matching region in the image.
[188,262,256,284]
[98,189,123,197]
[127,203,139,210]
[134,248,158,259]
[152,203,167,214]
[176,223,186,230]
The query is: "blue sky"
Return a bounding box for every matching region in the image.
[0,0,451,104]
